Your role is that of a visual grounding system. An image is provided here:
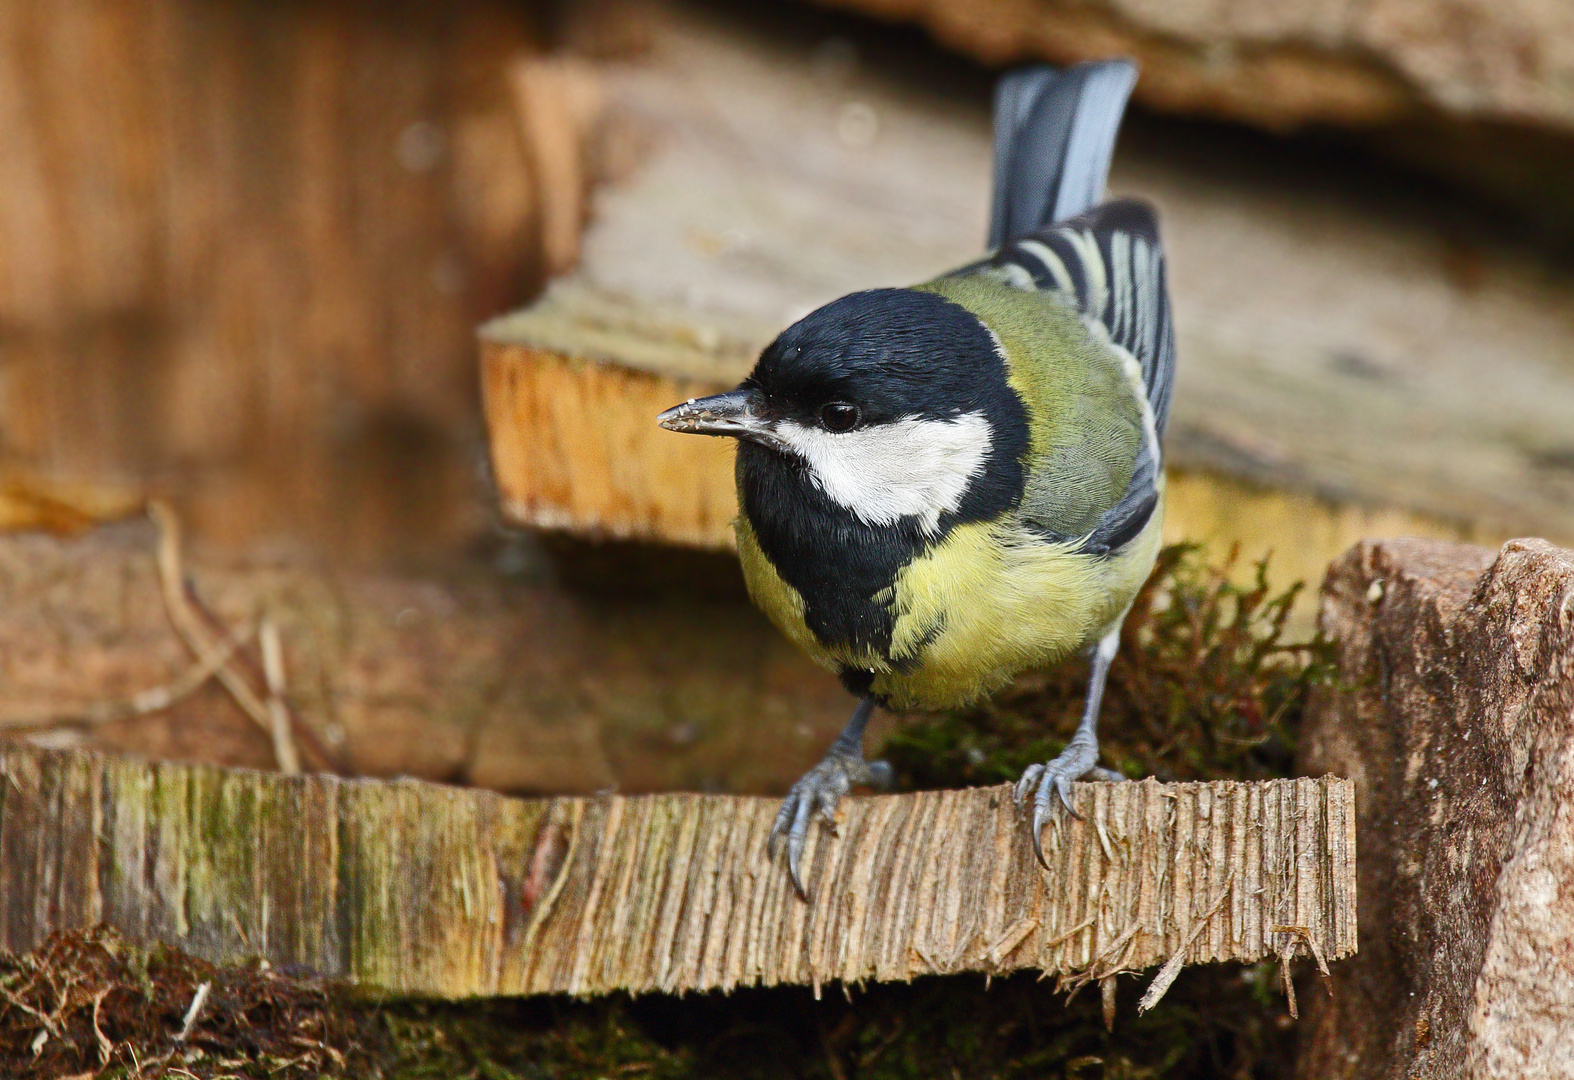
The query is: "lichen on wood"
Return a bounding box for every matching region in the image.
[0,746,1354,1001]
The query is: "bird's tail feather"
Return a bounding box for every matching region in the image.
[988,61,1137,250]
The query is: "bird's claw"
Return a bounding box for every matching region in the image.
[769,752,891,898]
[1015,738,1105,870]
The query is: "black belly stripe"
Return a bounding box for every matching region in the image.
[838,666,876,696]
[738,442,912,658]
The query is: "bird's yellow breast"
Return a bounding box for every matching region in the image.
[735,487,1165,711]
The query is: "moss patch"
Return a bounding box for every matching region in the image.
[0,928,1302,1079]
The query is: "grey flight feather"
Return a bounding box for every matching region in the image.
[984,61,1171,556]
[988,60,1138,250]
[995,200,1175,438]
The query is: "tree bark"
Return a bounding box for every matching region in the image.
[1299,538,1574,1079]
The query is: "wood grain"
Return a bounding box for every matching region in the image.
[482,334,740,548]
[0,746,1356,999]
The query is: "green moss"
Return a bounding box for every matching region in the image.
[359,999,694,1080]
[0,927,1307,1080]
[363,962,1300,1080]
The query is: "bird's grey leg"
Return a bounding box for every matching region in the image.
[768,696,893,897]
[1015,627,1127,868]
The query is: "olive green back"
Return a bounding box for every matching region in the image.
[917,272,1144,540]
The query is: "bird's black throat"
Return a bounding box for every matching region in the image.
[737,442,927,662]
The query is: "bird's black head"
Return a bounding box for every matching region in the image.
[752,288,1016,436]
[661,287,1029,534]
[658,287,1029,658]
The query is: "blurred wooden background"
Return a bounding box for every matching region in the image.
[0,0,541,565]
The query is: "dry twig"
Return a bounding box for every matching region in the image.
[147,500,338,774]
[149,501,277,739]
[174,982,210,1043]
[260,617,302,775]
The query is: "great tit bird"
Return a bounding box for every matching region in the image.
[659,61,1174,895]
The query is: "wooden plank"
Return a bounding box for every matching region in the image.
[812,0,1574,156]
[480,4,1574,593]
[0,746,1356,998]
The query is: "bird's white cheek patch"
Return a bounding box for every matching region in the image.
[776,413,993,533]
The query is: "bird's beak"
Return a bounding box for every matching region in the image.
[657,387,784,449]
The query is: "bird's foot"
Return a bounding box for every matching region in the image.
[1014,737,1124,869]
[768,751,893,898]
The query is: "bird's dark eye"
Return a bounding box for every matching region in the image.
[820,402,860,432]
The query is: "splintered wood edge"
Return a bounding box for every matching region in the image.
[0,746,1356,1000]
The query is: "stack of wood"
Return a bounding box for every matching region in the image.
[5,0,1574,1065]
[0,0,540,566]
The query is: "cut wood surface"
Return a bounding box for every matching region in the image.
[481,3,1572,591]
[0,746,1354,1000]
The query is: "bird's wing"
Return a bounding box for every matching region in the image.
[989,199,1176,554]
